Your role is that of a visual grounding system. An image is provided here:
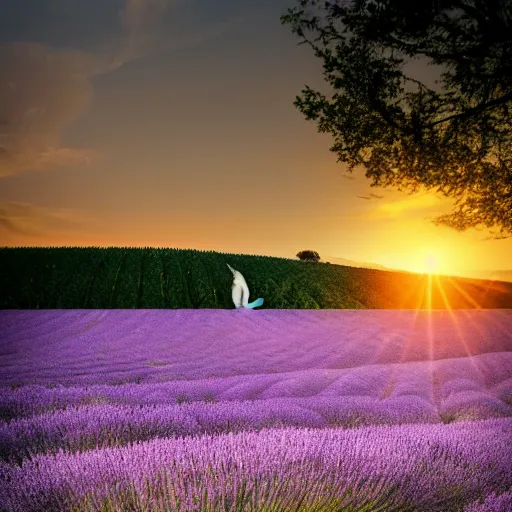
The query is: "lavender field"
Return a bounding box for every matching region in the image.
[1,309,511,511]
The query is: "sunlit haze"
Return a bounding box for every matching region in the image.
[1,0,511,281]
[422,252,440,275]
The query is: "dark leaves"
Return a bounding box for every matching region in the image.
[282,0,512,237]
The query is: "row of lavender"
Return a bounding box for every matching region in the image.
[3,310,512,389]
[2,351,511,421]
[2,310,511,510]
[1,420,511,512]
[3,392,512,464]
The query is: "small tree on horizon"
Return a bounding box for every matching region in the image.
[297,250,321,262]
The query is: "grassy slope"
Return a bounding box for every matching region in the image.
[0,247,511,309]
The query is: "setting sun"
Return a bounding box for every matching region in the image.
[423,252,440,274]
[382,246,452,277]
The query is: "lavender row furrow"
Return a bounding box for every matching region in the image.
[1,420,510,512]
[0,399,323,462]
[3,392,512,465]
[464,491,512,512]
[2,310,511,387]
[2,353,511,421]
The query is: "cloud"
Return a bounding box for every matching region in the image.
[366,192,444,219]
[0,42,98,178]
[0,2,168,178]
[123,0,174,33]
[112,0,176,67]
[112,0,237,68]
[0,1,239,178]
[358,193,384,200]
[0,201,95,241]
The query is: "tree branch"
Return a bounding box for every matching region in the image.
[429,91,512,127]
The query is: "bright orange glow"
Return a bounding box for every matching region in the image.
[376,242,459,278]
[423,252,440,274]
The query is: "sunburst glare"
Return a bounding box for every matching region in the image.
[423,252,440,274]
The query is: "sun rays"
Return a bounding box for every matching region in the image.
[402,271,492,388]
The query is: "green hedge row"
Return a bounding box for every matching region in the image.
[1,247,511,309]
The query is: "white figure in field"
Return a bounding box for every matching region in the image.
[227,264,264,309]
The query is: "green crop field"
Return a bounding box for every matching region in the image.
[1,247,511,309]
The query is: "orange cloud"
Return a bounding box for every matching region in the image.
[0,201,97,243]
[365,192,445,220]
[0,1,238,178]
[0,2,178,178]
[0,43,98,178]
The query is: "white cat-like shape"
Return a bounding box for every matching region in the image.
[227,263,250,308]
[227,264,264,309]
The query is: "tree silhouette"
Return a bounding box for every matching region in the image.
[281,0,512,238]
[297,250,321,262]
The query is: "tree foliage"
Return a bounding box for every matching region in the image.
[281,0,512,237]
[297,250,321,262]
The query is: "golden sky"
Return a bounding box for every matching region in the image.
[0,0,510,280]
